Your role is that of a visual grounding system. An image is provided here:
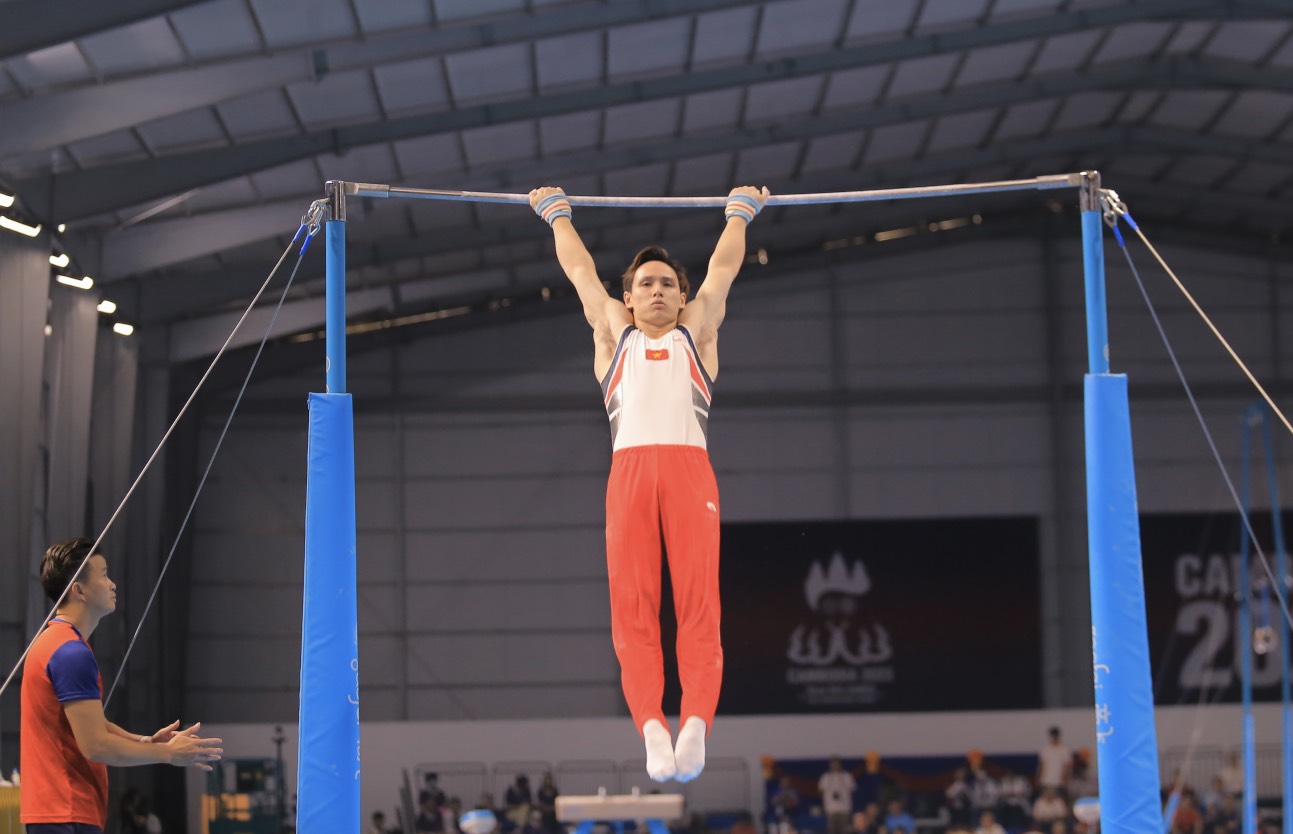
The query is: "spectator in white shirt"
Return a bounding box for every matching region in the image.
[1036,727,1073,796]
[817,757,856,834]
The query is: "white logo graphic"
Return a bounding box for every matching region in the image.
[804,552,871,611]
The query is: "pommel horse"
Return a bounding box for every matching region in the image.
[556,789,684,834]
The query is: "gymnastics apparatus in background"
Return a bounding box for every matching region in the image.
[298,171,1165,834]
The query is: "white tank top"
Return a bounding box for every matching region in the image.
[600,325,713,451]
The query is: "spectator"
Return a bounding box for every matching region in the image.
[505,775,533,830]
[120,788,151,834]
[1217,753,1243,798]
[770,775,800,831]
[731,812,758,834]
[368,811,391,834]
[444,797,463,834]
[417,796,445,834]
[883,798,915,834]
[1068,753,1096,800]
[1032,787,1067,828]
[854,803,881,834]
[1036,727,1072,797]
[945,767,973,828]
[818,757,856,834]
[997,769,1031,828]
[1170,794,1204,834]
[536,773,560,834]
[968,764,999,819]
[522,809,546,834]
[976,810,1005,834]
[1207,793,1240,834]
[421,773,448,807]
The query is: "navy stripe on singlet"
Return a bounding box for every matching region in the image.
[599,325,636,395]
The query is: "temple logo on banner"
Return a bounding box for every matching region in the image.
[785,552,895,707]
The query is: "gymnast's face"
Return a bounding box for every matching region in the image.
[624,263,685,325]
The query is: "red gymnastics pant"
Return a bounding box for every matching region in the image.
[605,444,723,735]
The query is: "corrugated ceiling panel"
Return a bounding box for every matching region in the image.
[352,0,433,34]
[886,53,960,98]
[392,133,464,177]
[444,43,532,103]
[755,0,849,57]
[844,1,918,42]
[375,57,451,116]
[137,108,229,154]
[1050,91,1122,132]
[1212,91,1293,139]
[1030,30,1102,75]
[991,100,1060,141]
[863,121,929,164]
[66,129,148,167]
[606,18,690,80]
[1148,91,1232,132]
[7,43,94,91]
[250,0,357,49]
[799,133,864,174]
[691,6,759,66]
[743,76,825,124]
[820,65,889,109]
[603,99,681,145]
[217,89,300,138]
[914,0,990,33]
[251,159,323,200]
[325,143,400,185]
[170,0,262,60]
[539,111,602,156]
[287,68,382,127]
[459,121,537,167]
[1090,22,1173,65]
[735,141,801,182]
[433,0,525,23]
[535,31,603,92]
[954,42,1035,87]
[1204,21,1292,62]
[79,18,187,77]
[681,88,744,134]
[603,162,672,198]
[925,110,996,155]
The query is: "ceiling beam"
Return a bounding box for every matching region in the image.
[110,91,1293,290]
[0,0,210,61]
[15,0,1275,222]
[0,0,759,162]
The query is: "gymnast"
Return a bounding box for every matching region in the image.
[529,184,769,782]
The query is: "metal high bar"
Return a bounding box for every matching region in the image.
[331,172,1085,207]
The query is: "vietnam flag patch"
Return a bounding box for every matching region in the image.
[645,348,670,361]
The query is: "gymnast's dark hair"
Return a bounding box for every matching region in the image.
[41,538,99,604]
[621,246,689,297]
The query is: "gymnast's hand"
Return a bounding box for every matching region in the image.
[530,187,572,226]
[725,186,770,223]
[163,722,223,770]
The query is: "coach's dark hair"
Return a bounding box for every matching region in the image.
[621,246,689,297]
[41,538,99,604]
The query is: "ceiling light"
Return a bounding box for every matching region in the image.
[57,224,66,233]
[112,322,134,336]
[49,253,70,268]
[0,215,41,237]
[0,192,13,209]
[874,226,918,242]
[56,274,94,290]
[97,300,117,314]
[44,324,52,337]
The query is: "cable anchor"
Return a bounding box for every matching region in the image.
[302,198,329,237]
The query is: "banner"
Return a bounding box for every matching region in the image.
[1142,511,1291,705]
[664,517,1042,715]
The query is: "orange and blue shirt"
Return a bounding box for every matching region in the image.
[20,618,109,828]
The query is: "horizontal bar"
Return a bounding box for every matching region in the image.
[334,172,1086,207]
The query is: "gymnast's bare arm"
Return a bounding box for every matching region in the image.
[530,187,632,379]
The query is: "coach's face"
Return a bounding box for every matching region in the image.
[76,554,118,615]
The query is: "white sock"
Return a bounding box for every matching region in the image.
[643,719,676,782]
[673,716,707,782]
